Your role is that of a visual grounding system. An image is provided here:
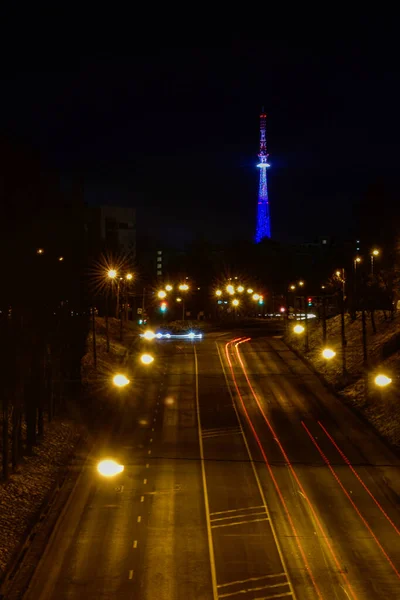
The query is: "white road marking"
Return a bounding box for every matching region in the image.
[152,427,154,431]
[150,438,153,443]
[137,516,141,523]
[211,517,269,529]
[210,505,264,516]
[215,342,297,600]
[211,511,266,523]
[133,540,138,548]
[141,496,144,502]
[148,450,151,454]
[219,581,290,598]
[217,574,287,588]
[194,346,218,600]
[144,479,147,484]
[146,464,149,468]
[129,570,133,579]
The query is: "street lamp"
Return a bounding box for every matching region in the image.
[226,284,235,295]
[371,249,380,275]
[158,290,167,299]
[112,374,130,387]
[252,293,260,301]
[37,248,44,255]
[165,284,173,292]
[298,280,304,287]
[140,353,154,365]
[178,284,189,319]
[97,459,124,477]
[232,298,239,307]
[247,288,254,294]
[108,269,117,279]
[176,297,182,303]
[375,374,392,387]
[215,289,222,297]
[237,285,244,293]
[293,324,305,334]
[322,348,336,360]
[142,330,156,340]
[126,273,133,281]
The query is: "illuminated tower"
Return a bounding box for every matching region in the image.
[255,110,271,242]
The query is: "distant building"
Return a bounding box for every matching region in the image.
[86,205,136,260]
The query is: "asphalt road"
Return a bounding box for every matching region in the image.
[11,331,400,599]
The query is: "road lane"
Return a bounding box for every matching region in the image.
[19,340,212,600]
[228,336,400,599]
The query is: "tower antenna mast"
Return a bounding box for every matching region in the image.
[255,109,271,242]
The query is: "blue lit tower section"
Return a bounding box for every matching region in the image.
[255,111,271,242]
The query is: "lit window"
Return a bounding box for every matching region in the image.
[157,257,162,262]
[322,239,327,245]
[157,270,162,275]
[157,250,162,255]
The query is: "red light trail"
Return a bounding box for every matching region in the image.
[225,338,324,600]
[233,338,358,600]
[302,421,400,582]
[318,420,400,538]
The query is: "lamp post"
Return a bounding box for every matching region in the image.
[106,269,117,352]
[178,284,189,320]
[371,249,380,275]
[335,268,347,377]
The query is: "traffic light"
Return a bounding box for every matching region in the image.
[160,302,167,313]
[308,297,313,306]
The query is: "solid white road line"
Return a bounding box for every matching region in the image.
[129,570,133,579]
[194,346,219,600]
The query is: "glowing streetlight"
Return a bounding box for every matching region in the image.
[293,324,305,334]
[58,256,64,262]
[336,270,341,278]
[176,297,182,303]
[247,288,254,294]
[232,298,239,307]
[143,330,156,340]
[165,284,173,291]
[237,285,244,293]
[140,353,154,365]
[252,293,260,301]
[215,289,222,297]
[108,269,117,279]
[289,285,296,291]
[37,248,44,255]
[226,284,235,295]
[322,348,336,360]
[158,290,167,299]
[112,374,130,387]
[375,374,392,387]
[179,283,189,291]
[97,459,124,477]
[298,281,304,287]
[126,273,133,280]
[355,257,361,264]
[371,249,380,275]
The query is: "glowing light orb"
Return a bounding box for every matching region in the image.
[97,459,124,477]
[322,348,336,360]
[140,354,154,365]
[143,330,156,340]
[293,324,305,334]
[158,290,167,299]
[375,374,392,387]
[113,374,130,387]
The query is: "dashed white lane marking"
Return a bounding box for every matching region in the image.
[211,511,266,523]
[219,582,291,598]
[146,463,149,468]
[141,496,144,502]
[137,516,141,523]
[150,438,153,443]
[152,427,154,431]
[148,450,152,454]
[153,418,156,422]
[133,540,138,548]
[144,479,147,484]
[129,570,133,579]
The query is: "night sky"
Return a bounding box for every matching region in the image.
[1,36,399,247]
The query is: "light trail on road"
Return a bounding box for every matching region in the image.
[302,420,400,583]
[233,338,358,600]
[225,338,323,600]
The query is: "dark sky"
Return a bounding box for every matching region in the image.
[1,36,399,247]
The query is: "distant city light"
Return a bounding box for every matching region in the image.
[158,290,167,299]
[140,353,154,365]
[226,284,235,295]
[215,289,222,296]
[247,288,253,294]
[293,324,305,334]
[113,374,130,387]
[232,299,239,307]
[142,330,156,340]
[165,284,173,291]
[237,285,244,293]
